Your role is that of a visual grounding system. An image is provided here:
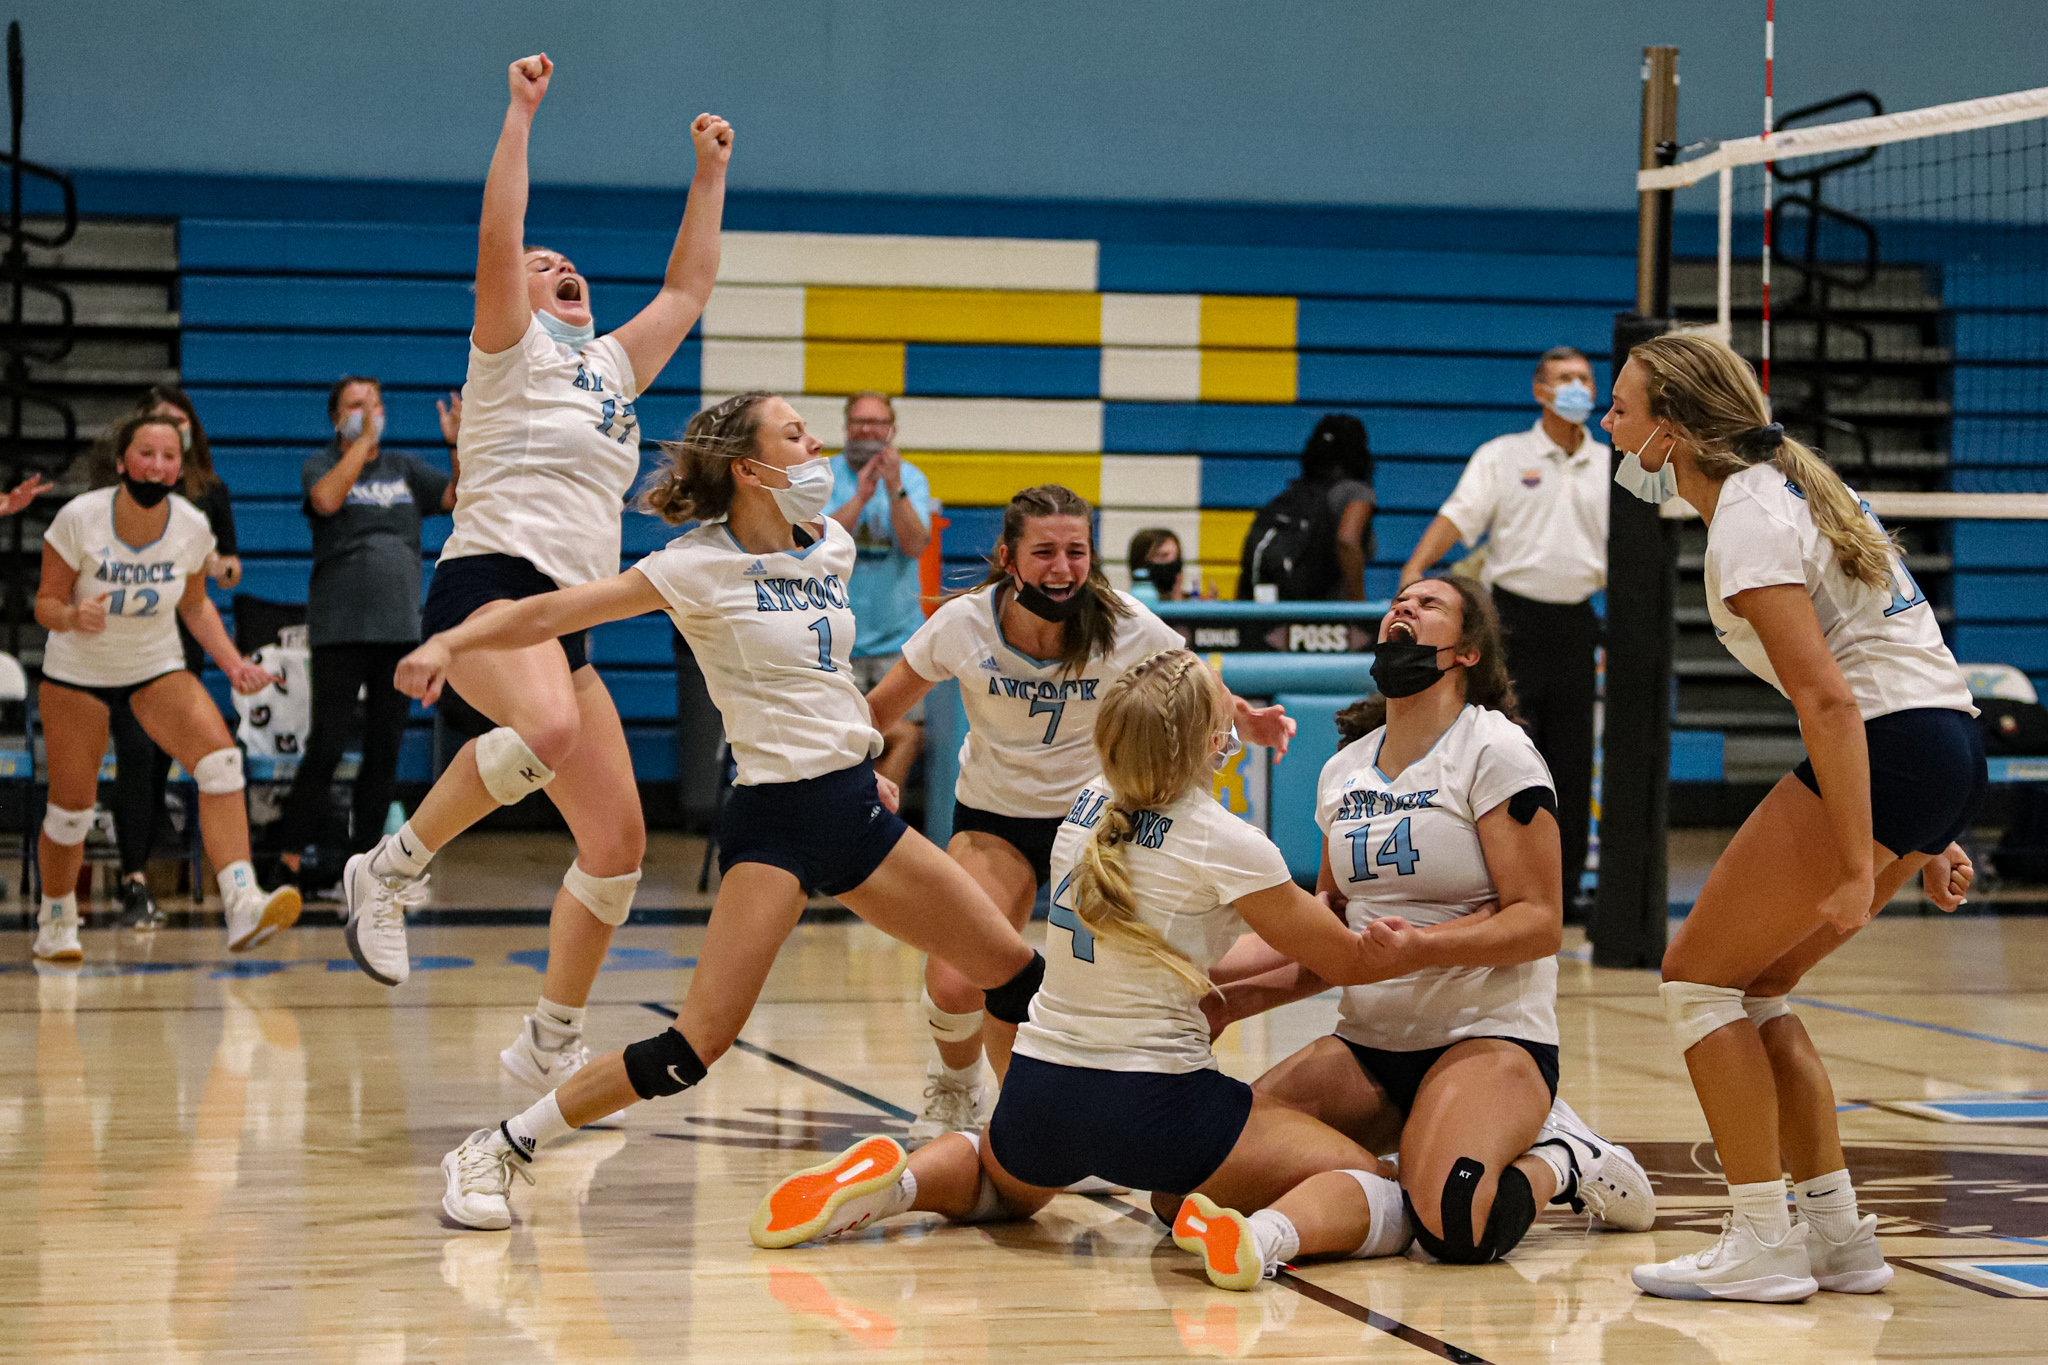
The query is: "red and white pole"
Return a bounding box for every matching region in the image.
[1761,0,1775,393]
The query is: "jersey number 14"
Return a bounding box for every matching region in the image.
[1346,816,1420,882]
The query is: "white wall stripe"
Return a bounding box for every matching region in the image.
[699,393,1105,452]
[1100,454,1201,508]
[700,285,807,339]
[715,231,1098,291]
[1099,346,1202,401]
[1100,293,1202,346]
[699,339,805,393]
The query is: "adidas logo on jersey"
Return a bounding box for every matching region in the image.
[979,655,1000,671]
[743,559,769,578]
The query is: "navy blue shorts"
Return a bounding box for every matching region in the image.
[718,759,909,896]
[987,1053,1254,1195]
[1792,706,1987,856]
[950,803,1062,888]
[423,553,590,673]
[1341,1037,1559,1118]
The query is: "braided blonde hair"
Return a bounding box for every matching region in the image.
[1072,649,1226,995]
[1629,334,1896,591]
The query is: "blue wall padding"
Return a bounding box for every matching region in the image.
[1668,730,1726,782]
[1268,692,1371,880]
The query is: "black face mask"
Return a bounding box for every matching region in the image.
[121,474,175,509]
[1143,559,1183,595]
[1013,575,1086,623]
[1370,640,1452,699]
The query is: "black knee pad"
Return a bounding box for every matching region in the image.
[622,1028,707,1100]
[983,950,1045,1025]
[1407,1159,1537,1265]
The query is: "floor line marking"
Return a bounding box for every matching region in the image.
[638,1002,917,1121]
[1275,1270,1493,1364]
[1788,997,2048,1055]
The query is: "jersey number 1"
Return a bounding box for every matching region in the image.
[806,618,837,672]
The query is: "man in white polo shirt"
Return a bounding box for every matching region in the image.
[1399,345,1608,915]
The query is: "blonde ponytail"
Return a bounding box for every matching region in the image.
[1070,649,1225,996]
[1629,333,1896,591]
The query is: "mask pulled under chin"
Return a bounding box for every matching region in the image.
[1013,577,1086,623]
[121,475,175,509]
[536,308,596,351]
[1614,422,1679,504]
[1370,639,1452,699]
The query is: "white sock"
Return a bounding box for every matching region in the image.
[1728,1178,1793,1243]
[938,1059,983,1085]
[371,822,433,880]
[1793,1169,1860,1244]
[533,998,584,1050]
[1526,1141,1577,1205]
[886,1168,919,1218]
[40,892,77,923]
[503,1093,572,1162]
[1247,1208,1300,1274]
[216,859,258,905]
[1338,1168,1414,1259]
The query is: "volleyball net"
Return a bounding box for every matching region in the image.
[1642,85,2048,498]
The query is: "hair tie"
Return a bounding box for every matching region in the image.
[1752,422,1784,450]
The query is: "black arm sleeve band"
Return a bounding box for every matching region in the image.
[1506,786,1557,826]
[983,950,1046,1025]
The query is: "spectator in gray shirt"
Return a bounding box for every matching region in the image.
[276,376,458,879]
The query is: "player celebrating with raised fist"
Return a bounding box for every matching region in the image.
[340,55,731,1102]
[32,413,298,960]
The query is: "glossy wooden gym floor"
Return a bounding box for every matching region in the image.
[5,836,2046,1363]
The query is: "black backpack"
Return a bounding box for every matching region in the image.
[1978,696,2048,756]
[1238,477,1338,600]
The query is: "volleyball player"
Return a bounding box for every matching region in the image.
[863,484,1295,1139]
[1604,335,1983,1303]
[340,55,730,1102]
[1190,576,1654,1281]
[32,413,299,960]
[393,391,1046,1230]
[749,649,1415,1291]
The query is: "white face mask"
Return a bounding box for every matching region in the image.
[339,410,386,443]
[1614,421,1679,504]
[748,456,834,524]
[1211,725,1244,773]
[535,308,596,351]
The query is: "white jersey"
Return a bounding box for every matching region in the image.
[42,488,214,688]
[1319,705,1559,1050]
[439,315,641,589]
[902,588,1185,818]
[633,518,881,786]
[1704,463,1974,720]
[1017,776,1294,1074]
[233,640,313,759]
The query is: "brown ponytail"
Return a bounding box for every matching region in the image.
[637,391,774,525]
[973,484,1131,677]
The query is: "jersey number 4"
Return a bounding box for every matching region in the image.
[1049,871,1095,961]
[1346,816,1420,882]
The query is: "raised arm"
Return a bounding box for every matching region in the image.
[395,570,668,705]
[1734,581,1875,928]
[608,114,732,389]
[1399,514,1462,589]
[474,55,553,356]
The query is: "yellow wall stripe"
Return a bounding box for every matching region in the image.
[806,287,1102,346]
[1200,295,1296,349]
[908,452,1103,506]
[1200,349,1299,404]
[804,341,905,395]
[1198,509,1258,564]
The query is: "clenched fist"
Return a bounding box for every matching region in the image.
[692,113,733,169]
[509,54,553,113]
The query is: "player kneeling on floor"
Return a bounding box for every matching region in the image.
[752,649,1419,1289]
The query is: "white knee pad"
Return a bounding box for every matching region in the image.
[923,989,985,1044]
[563,862,641,927]
[1743,994,1793,1028]
[41,803,94,846]
[475,726,555,806]
[192,747,245,795]
[1338,1168,1413,1259]
[1659,980,1749,1051]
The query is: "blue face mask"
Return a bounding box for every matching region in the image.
[1614,422,1679,504]
[536,308,596,351]
[1549,379,1595,424]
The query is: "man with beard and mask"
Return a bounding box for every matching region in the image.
[1399,346,1609,917]
[825,390,932,789]
[861,484,1296,1143]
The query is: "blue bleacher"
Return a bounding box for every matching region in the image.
[1096,243,1634,302]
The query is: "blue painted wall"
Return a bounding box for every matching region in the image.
[27,1,2048,211]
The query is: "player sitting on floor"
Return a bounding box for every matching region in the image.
[1195,576,1655,1278]
[749,648,1411,1290]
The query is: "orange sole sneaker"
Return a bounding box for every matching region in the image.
[750,1137,909,1249]
[1173,1193,1265,1291]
